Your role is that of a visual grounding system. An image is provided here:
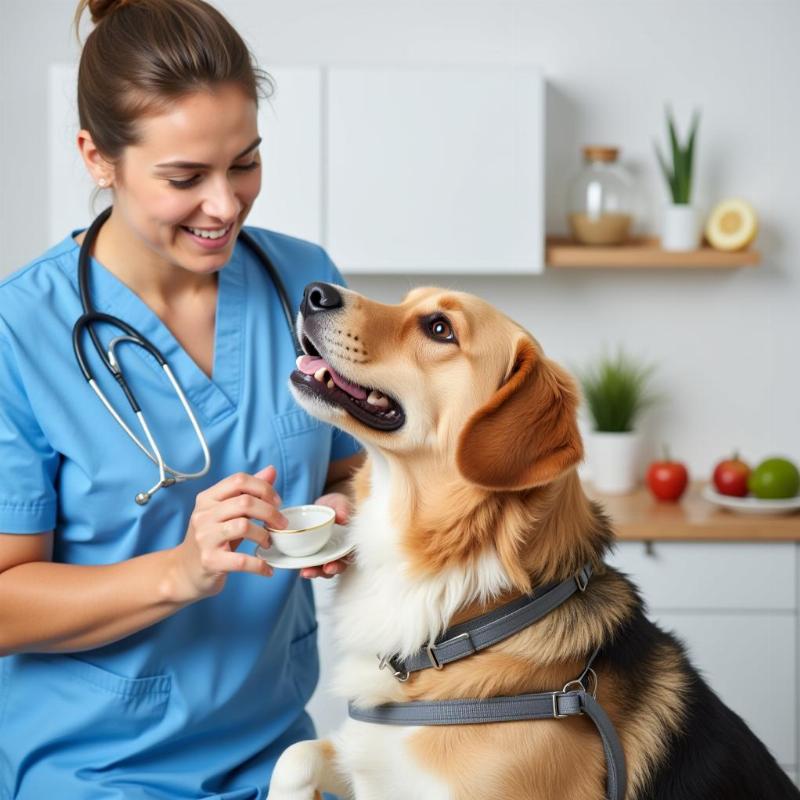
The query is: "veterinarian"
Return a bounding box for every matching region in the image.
[0,0,363,796]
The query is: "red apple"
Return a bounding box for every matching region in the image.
[712,453,751,497]
[646,448,689,501]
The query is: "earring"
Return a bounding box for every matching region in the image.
[98,178,108,188]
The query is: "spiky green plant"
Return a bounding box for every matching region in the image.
[655,107,700,205]
[576,349,658,433]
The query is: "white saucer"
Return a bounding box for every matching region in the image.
[702,485,800,515]
[255,524,355,569]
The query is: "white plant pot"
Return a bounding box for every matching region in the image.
[662,203,700,251]
[586,431,640,495]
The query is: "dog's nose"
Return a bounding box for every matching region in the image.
[301,282,343,317]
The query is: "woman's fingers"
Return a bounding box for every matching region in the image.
[198,468,282,507]
[213,494,288,530]
[218,519,272,550]
[300,558,349,579]
[210,549,274,577]
[313,492,351,524]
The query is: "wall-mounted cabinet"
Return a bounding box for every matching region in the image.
[250,65,545,274]
[325,67,543,274]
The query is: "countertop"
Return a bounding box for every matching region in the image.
[584,482,800,541]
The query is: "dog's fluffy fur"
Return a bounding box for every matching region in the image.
[268,286,799,800]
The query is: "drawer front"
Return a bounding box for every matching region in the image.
[653,611,796,766]
[607,541,797,610]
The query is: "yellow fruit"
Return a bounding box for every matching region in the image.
[705,199,758,251]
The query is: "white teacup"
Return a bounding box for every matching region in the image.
[268,504,336,557]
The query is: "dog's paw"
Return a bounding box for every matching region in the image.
[267,741,322,800]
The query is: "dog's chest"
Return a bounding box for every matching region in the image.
[331,462,512,705]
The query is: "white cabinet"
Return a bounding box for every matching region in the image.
[243,65,545,274]
[325,66,544,274]
[607,541,799,781]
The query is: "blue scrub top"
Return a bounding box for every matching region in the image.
[0,225,362,799]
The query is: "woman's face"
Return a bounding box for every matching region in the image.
[110,83,262,274]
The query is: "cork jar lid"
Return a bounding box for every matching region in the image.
[582,146,619,162]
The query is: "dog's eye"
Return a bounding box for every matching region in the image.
[424,314,457,343]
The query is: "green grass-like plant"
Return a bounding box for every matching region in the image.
[655,107,700,205]
[576,349,658,433]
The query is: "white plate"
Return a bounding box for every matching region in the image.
[701,485,800,515]
[255,524,355,569]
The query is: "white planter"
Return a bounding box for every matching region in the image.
[586,431,640,495]
[662,203,700,251]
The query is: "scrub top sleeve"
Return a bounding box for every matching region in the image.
[319,251,364,463]
[0,329,60,533]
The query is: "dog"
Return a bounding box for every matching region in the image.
[267,282,799,800]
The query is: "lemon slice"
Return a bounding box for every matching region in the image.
[705,199,758,251]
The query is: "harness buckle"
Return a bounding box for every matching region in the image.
[377,654,409,682]
[553,667,600,719]
[551,692,571,719]
[553,682,587,719]
[426,632,472,670]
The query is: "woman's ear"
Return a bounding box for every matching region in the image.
[456,338,583,490]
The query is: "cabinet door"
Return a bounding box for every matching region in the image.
[326,66,544,274]
[607,541,796,611]
[653,611,796,768]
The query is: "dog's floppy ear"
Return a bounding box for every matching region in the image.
[456,338,583,490]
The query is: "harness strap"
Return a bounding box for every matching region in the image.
[381,563,593,678]
[348,687,626,800]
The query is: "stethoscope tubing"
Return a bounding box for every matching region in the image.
[73,207,300,504]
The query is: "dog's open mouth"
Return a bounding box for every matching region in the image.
[290,352,405,432]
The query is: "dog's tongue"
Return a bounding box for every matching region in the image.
[296,355,367,400]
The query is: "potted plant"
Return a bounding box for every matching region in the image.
[576,349,658,494]
[655,107,701,251]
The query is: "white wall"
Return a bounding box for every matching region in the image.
[3,0,798,480]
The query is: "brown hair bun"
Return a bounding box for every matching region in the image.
[76,0,131,26]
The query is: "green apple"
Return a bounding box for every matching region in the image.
[748,457,800,499]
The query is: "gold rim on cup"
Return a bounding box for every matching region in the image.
[269,505,335,534]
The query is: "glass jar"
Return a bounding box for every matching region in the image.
[567,146,634,245]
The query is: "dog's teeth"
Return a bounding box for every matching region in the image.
[327,379,335,389]
[386,409,396,417]
[367,390,390,409]
[314,368,328,383]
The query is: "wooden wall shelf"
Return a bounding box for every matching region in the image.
[546,236,761,269]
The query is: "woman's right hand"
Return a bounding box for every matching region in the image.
[167,465,288,602]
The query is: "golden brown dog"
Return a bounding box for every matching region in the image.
[267,283,798,800]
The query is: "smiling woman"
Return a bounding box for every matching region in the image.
[0,0,364,797]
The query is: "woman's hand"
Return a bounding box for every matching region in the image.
[167,465,287,602]
[299,491,352,580]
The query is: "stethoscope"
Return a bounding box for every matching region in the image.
[72,206,302,506]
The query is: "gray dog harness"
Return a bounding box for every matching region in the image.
[347,564,627,800]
